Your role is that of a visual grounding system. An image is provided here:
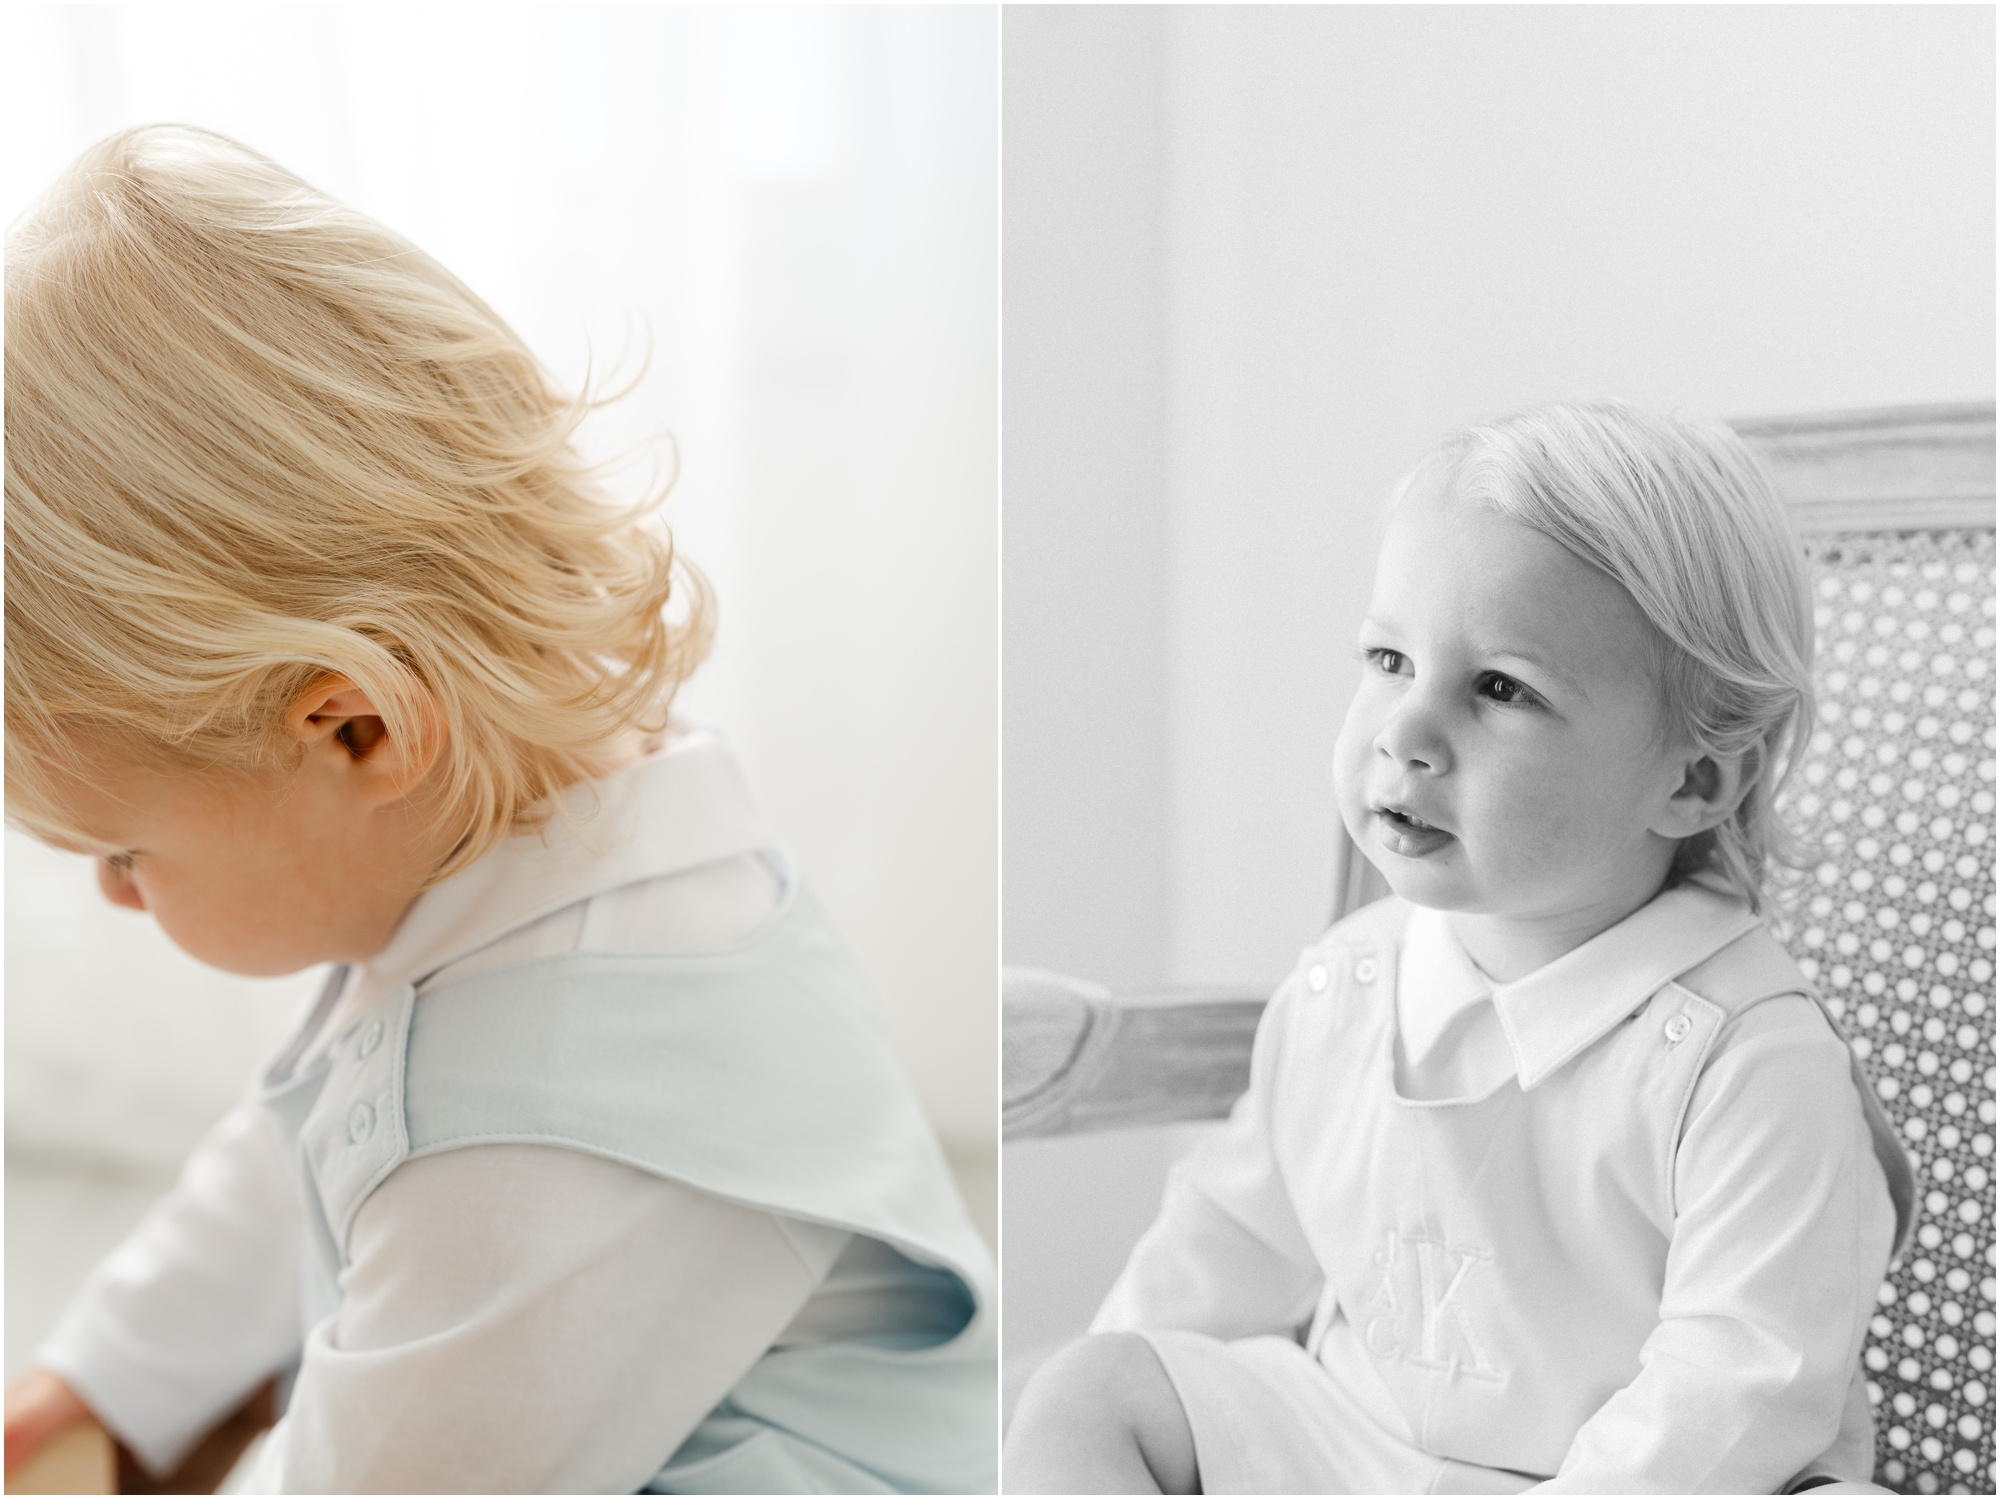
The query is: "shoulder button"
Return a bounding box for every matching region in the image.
[1353,957,1379,985]
[1306,963,1329,993]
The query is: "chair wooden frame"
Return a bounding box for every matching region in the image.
[1003,401,1996,1142]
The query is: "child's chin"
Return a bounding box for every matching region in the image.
[168,929,325,979]
[1366,856,1470,911]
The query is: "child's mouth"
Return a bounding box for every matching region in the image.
[1373,806,1453,857]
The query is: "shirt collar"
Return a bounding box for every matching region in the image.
[363,727,777,994]
[1398,906,1493,1066]
[1487,882,1762,1090]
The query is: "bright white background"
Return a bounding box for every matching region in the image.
[1002,4,1995,1408]
[4,2,997,1375]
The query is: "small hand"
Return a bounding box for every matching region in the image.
[4,1368,92,1475]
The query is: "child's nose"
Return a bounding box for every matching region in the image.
[1376,692,1451,774]
[96,859,147,912]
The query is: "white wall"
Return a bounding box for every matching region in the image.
[1001,0,1994,1398]
[1001,6,1172,990]
[997,13,1181,1400]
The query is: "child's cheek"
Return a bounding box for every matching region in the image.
[1330,700,1379,834]
[1480,755,1590,870]
[1491,752,1634,885]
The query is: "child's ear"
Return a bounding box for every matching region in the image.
[1650,745,1751,840]
[287,675,444,800]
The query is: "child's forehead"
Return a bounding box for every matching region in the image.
[1374,484,1666,680]
[1379,479,1558,587]
[10,734,217,840]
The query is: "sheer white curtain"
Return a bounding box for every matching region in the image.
[3,5,996,1190]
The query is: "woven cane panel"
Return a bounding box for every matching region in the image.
[1770,529,1996,1494]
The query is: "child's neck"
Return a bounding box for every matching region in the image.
[1444,879,1670,986]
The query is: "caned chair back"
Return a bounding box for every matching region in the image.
[1733,405,1993,1497]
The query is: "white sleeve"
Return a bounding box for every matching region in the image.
[237,1143,836,1495]
[1535,996,1897,1493]
[1092,981,1324,1341]
[36,1098,304,1477]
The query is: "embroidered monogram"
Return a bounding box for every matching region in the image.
[1360,1230,1504,1383]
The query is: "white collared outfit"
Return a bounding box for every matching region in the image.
[38,732,995,1493]
[1094,885,1909,1494]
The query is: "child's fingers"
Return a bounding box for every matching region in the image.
[3,1369,90,1475]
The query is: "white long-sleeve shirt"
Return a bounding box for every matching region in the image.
[38,734,935,1493]
[1095,885,1903,1492]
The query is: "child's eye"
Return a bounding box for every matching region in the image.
[104,851,137,876]
[1360,646,1409,676]
[1478,672,1539,706]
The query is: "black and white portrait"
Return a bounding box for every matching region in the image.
[1002,8,1993,1495]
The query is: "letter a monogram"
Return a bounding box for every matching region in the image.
[1359,1230,1504,1383]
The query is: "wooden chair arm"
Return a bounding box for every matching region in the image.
[1003,969,1266,1139]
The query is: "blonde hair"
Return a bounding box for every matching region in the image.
[1401,400,1814,910]
[6,124,711,880]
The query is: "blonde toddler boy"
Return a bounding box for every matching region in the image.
[1006,402,1910,1494]
[4,126,995,1494]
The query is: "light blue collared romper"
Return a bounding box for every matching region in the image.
[257,866,997,1494]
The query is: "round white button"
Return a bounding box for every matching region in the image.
[358,1020,385,1059]
[1306,964,1329,993]
[347,1101,376,1145]
[1354,958,1379,985]
[1664,1014,1692,1044]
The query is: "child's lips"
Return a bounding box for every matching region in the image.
[1372,805,1454,857]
